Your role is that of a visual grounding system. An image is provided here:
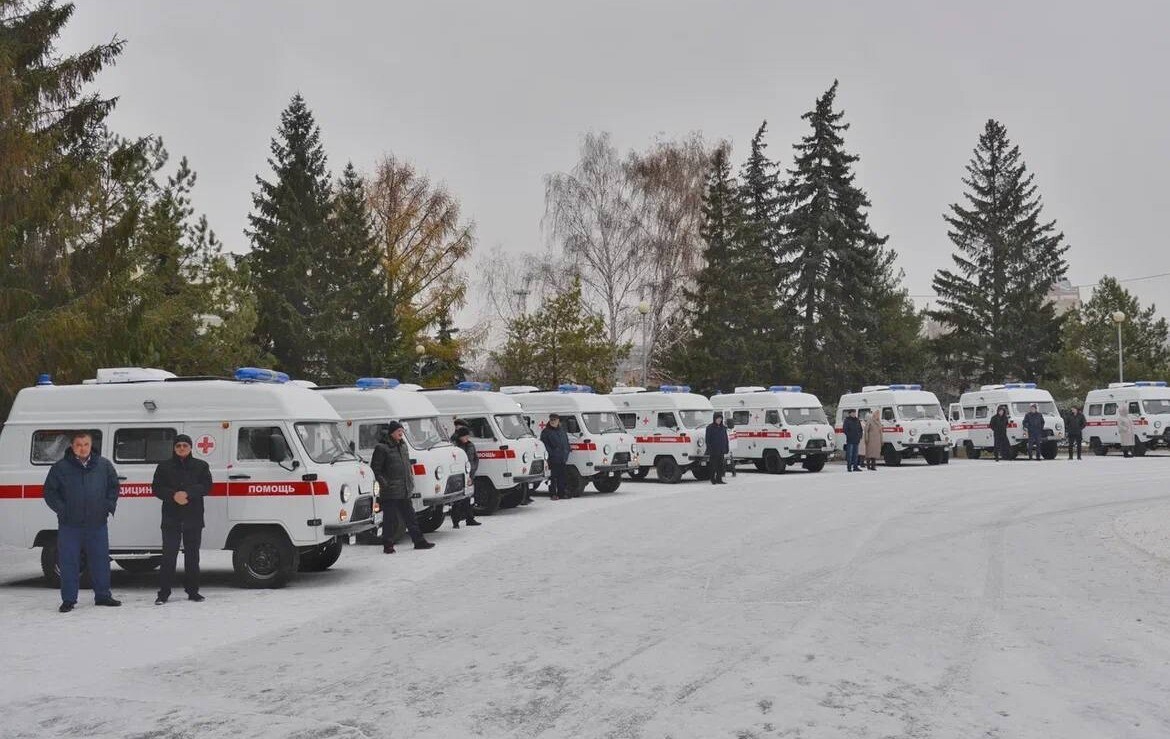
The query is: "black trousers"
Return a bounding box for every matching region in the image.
[993,435,1011,460]
[1068,435,1082,459]
[709,454,726,483]
[451,492,476,523]
[549,462,567,497]
[159,524,201,597]
[382,497,424,545]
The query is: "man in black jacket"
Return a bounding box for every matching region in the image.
[1067,406,1087,460]
[540,414,571,500]
[151,434,213,604]
[705,413,730,484]
[989,406,1011,461]
[1023,404,1045,461]
[842,409,863,472]
[450,426,482,528]
[371,422,434,553]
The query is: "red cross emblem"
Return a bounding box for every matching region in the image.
[642,416,650,424]
[196,435,216,455]
[538,420,547,429]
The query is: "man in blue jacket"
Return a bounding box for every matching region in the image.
[1023,404,1046,461]
[705,413,730,485]
[539,414,571,500]
[43,431,122,612]
[842,409,864,472]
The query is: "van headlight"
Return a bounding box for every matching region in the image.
[603,444,612,455]
[1156,421,1163,428]
[340,484,352,503]
[522,451,530,463]
[1056,423,1063,432]
[697,437,705,448]
[797,433,804,442]
[372,480,380,496]
[433,468,442,480]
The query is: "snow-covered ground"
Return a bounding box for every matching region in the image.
[3,455,1170,738]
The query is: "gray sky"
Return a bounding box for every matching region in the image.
[65,0,1170,322]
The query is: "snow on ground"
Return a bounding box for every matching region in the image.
[2,455,1170,738]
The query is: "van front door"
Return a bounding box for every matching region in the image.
[228,422,314,545]
[185,422,229,547]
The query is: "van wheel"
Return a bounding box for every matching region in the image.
[297,537,343,572]
[1090,438,1108,456]
[473,478,501,515]
[802,455,827,473]
[233,532,298,589]
[964,441,981,460]
[499,489,523,509]
[1041,440,1059,460]
[1134,441,1148,457]
[752,459,767,472]
[116,557,162,573]
[922,448,941,465]
[882,445,902,467]
[763,449,786,474]
[40,539,91,588]
[592,473,622,493]
[1004,446,1019,461]
[941,449,950,464]
[566,466,587,496]
[417,505,446,534]
[691,464,711,481]
[655,457,682,484]
[628,467,650,481]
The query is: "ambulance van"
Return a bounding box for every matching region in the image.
[0,367,376,588]
[317,379,472,539]
[1084,381,1170,455]
[606,385,714,483]
[426,382,547,514]
[502,385,637,496]
[834,384,951,466]
[711,386,836,474]
[951,383,1065,459]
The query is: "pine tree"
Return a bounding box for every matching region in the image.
[247,94,335,378]
[780,81,917,398]
[929,119,1069,386]
[418,310,466,387]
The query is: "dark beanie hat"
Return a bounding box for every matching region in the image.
[174,434,193,446]
[454,426,471,439]
[387,421,404,434]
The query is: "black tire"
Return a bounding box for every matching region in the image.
[882,444,902,467]
[1091,438,1108,456]
[628,467,650,481]
[116,557,162,573]
[232,531,298,589]
[964,441,981,460]
[763,449,786,474]
[801,455,827,473]
[566,466,587,496]
[473,478,501,516]
[297,537,343,572]
[941,449,950,464]
[40,538,92,589]
[1041,440,1059,460]
[655,456,683,484]
[1005,446,1019,461]
[417,505,446,534]
[752,459,767,472]
[592,473,622,493]
[691,464,711,481]
[1134,441,1148,457]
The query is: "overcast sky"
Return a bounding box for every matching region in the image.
[64,0,1170,321]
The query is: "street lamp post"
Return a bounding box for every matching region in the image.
[636,301,651,386]
[414,343,426,383]
[1111,311,1126,383]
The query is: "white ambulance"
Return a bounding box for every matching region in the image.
[711,386,836,474]
[606,385,714,483]
[1084,380,1170,455]
[0,367,376,589]
[834,384,951,466]
[317,378,472,540]
[502,384,637,496]
[947,402,969,453]
[425,382,547,513]
[950,383,1065,460]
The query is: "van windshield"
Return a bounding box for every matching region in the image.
[294,422,351,464]
[897,404,945,420]
[495,414,534,439]
[679,410,712,429]
[1144,399,1170,415]
[403,417,451,450]
[582,412,624,435]
[783,407,829,425]
[1011,402,1056,416]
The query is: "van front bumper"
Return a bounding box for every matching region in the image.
[595,463,636,474]
[422,490,471,507]
[324,516,376,536]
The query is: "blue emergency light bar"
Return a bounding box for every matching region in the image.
[356,377,400,390]
[36,373,53,386]
[887,384,922,391]
[1003,382,1037,389]
[1135,381,1168,387]
[557,383,593,393]
[456,381,493,392]
[235,367,289,384]
[769,385,802,393]
[659,385,691,393]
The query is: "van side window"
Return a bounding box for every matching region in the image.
[465,417,494,439]
[617,412,636,430]
[358,423,390,451]
[657,412,678,429]
[561,416,581,434]
[856,408,871,420]
[732,410,751,426]
[1129,401,1141,414]
[31,430,103,465]
[974,406,989,419]
[113,428,176,464]
[764,409,781,425]
[1103,403,1118,416]
[949,407,960,421]
[1088,404,1102,416]
[237,426,290,461]
[882,407,896,422]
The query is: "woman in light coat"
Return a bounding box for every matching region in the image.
[862,409,884,470]
[1118,406,1137,458]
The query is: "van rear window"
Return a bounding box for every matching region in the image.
[114,428,176,464]
[31,430,103,465]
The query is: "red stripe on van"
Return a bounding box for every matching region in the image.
[0,485,23,499]
[412,464,427,476]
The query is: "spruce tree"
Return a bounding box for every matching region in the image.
[929,119,1069,386]
[780,81,917,398]
[247,94,334,378]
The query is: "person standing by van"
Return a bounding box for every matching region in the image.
[705,413,730,484]
[450,426,482,528]
[862,409,883,470]
[842,409,863,472]
[151,434,212,604]
[540,414,571,500]
[1118,406,1137,458]
[42,431,121,612]
[990,405,1011,461]
[1023,403,1045,460]
[1067,406,1087,460]
[372,423,435,553]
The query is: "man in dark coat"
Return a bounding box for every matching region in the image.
[1023,404,1045,460]
[151,434,213,604]
[989,406,1011,461]
[1067,406,1087,460]
[42,430,121,612]
[371,422,434,553]
[540,414,571,500]
[705,413,730,485]
[842,409,864,472]
[450,426,482,528]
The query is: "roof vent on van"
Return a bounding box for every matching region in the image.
[95,367,178,384]
[769,385,802,393]
[396,383,422,392]
[289,380,318,388]
[234,367,288,384]
[733,386,766,393]
[979,384,1005,391]
[887,384,922,391]
[861,385,890,392]
[500,385,539,395]
[1135,380,1168,387]
[557,383,593,393]
[1107,382,1134,389]
[610,386,646,394]
[456,381,493,392]
[356,377,399,390]
[659,385,691,393]
[1003,382,1036,389]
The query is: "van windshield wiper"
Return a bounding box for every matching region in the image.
[329,449,358,465]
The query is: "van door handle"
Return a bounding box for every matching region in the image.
[117,476,127,481]
[229,474,251,480]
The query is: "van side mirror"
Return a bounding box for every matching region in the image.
[348,440,356,453]
[268,433,291,463]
